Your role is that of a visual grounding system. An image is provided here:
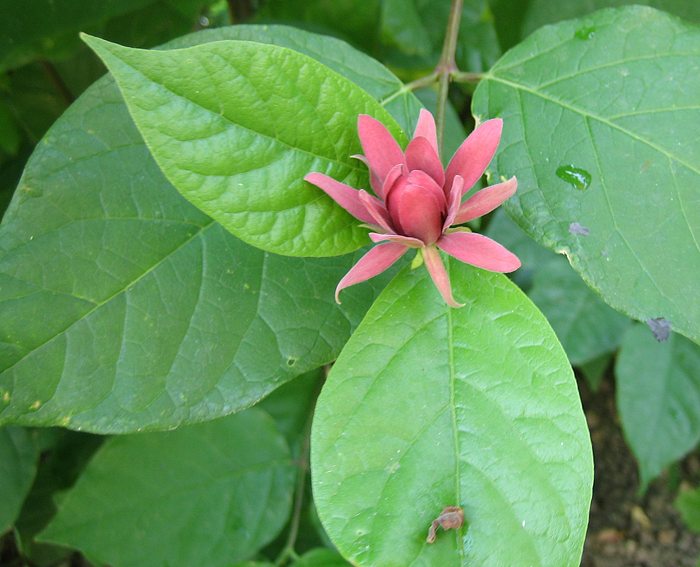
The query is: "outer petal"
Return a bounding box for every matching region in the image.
[369,232,424,248]
[454,176,517,224]
[352,154,382,196]
[405,136,445,188]
[358,190,394,233]
[304,172,375,225]
[437,231,521,272]
[443,175,465,231]
[445,118,503,195]
[413,108,439,155]
[422,246,463,308]
[335,243,408,303]
[357,114,406,184]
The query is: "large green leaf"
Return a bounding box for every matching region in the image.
[40,409,295,567]
[522,0,700,38]
[0,26,418,434]
[616,324,700,489]
[0,427,39,533]
[472,6,700,345]
[529,257,630,365]
[82,34,407,257]
[312,261,593,566]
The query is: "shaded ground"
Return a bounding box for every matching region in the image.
[580,378,700,567]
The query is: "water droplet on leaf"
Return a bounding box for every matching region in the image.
[575,26,596,40]
[556,165,591,191]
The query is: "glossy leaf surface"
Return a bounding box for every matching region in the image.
[473,6,700,345]
[312,261,593,566]
[0,26,410,433]
[616,324,700,489]
[82,34,407,257]
[40,409,295,566]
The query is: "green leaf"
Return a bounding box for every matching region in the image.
[255,0,381,51]
[522,0,700,38]
[0,0,156,72]
[40,409,295,567]
[81,33,407,257]
[578,352,611,391]
[484,208,556,291]
[528,257,631,365]
[473,6,700,345]
[676,487,700,532]
[311,261,593,566]
[0,26,411,433]
[292,548,350,566]
[0,427,39,533]
[14,430,103,565]
[616,323,700,489]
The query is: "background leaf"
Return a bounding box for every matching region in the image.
[40,409,295,567]
[82,34,406,257]
[522,0,700,38]
[676,487,700,533]
[0,25,419,433]
[472,6,700,345]
[616,324,700,489]
[528,256,630,365]
[0,427,39,533]
[312,261,593,566]
[0,0,211,73]
[292,548,349,566]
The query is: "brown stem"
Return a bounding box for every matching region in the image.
[435,0,464,155]
[227,0,254,23]
[274,375,325,566]
[40,60,74,106]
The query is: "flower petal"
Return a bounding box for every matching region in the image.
[381,163,404,201]
[422,246,463,308]
[413,108,439,155]
[352,154,382,196]
[445,118,503,195]
[358,114,406,184]
[405,136,445,188]
[443,175,465,231]
[369,232,424,248]
[335,243,408,303]
[386,174,445,244]
[454,176,517,224]
[358,190,394,233]
[304,172,375,224]
[437,231,521,272]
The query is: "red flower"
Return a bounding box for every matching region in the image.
[305,109,520,307]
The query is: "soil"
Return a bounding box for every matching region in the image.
[580,377,700,567]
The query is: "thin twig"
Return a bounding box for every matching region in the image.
[435,0,464,154]
[451,70,484,84]
[380,71,438,106]
[40,60,74,105]
[274,376,325,566]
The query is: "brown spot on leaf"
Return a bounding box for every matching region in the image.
[426,506,464,543]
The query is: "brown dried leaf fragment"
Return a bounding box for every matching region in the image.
[426,506,464,543]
